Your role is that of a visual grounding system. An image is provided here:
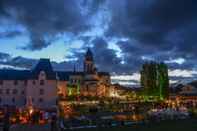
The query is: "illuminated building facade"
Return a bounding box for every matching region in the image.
[176,85,197,103]
[0,59,57,109]
[57,48,111,98]
[0,49,111,109]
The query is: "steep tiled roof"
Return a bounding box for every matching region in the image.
[56,71,84,81]
[31,58,56,80]
[0,58,110,81]
[0,70,31,80]
[56,71,70,81]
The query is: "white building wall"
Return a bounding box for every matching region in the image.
[0,78,58,109]
[0,80,26,107]
[26,79,57,109]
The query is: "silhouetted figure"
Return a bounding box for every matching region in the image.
[3,110,10,131]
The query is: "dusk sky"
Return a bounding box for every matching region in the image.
[0,0,197,86]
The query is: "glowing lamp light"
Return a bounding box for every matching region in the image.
[29,108,34,115]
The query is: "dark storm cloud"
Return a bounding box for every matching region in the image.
[65,37,126,73]
[0,52,11,61]
[106,0,197,72]
[0,30,22,38]
[91,38,123,73]
[0,0,89,50]
[108,0,197,45]
[0,0,197,78]
[80,0,106,15]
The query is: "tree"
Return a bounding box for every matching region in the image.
[140,61,169,100]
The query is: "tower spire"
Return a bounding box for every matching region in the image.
[84,48,95,73]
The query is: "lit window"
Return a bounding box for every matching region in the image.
[40,80,45,85]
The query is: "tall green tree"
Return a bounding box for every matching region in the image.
[140,61,169,100]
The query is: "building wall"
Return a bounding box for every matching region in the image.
[0,74,58,109]
[26,79,57,109]
[0,74,111,108]
[0,80,26,107]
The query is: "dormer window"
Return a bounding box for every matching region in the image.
[41,72,45,76]
[39,71,46,80]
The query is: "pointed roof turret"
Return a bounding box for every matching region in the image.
[85,48,94,61]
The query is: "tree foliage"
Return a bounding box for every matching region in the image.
[140,61,169,100]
